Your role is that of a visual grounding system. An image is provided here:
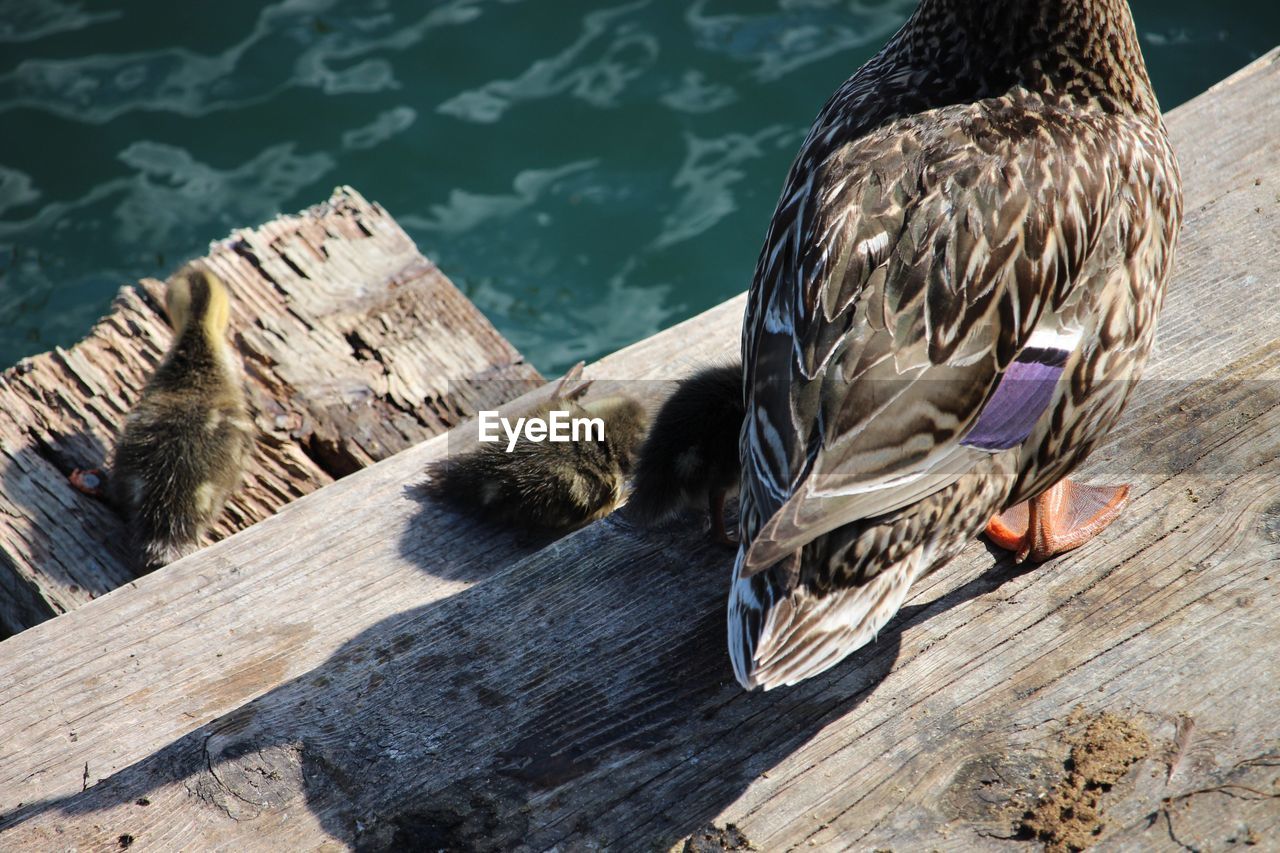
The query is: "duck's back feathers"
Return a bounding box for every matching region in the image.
[732,452,1016,689]
[743,106,1170,571]
[733,0,1182,689]
[730,550,916,692]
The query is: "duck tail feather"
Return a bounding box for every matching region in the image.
[729,549,920,690]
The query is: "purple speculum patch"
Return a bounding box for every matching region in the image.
[960,346,1070,451]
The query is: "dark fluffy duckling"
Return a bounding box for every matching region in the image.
[428,368,648,530]
[629,363,744,545]
[108,266,253,570]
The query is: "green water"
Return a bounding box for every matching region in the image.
[1,1,1276,375]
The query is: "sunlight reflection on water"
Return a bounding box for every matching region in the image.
[0,0,1274,373]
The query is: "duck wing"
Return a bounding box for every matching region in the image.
[735,102,1144,687]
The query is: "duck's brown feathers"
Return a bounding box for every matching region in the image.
[732,0,1182,689]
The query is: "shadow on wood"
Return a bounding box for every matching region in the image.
[0,504,1047,850]
[401,482,575,583]
[0,434,126,636]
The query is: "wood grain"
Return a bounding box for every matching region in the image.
[0,186,541,637]
[0,295,744,838]
[1,50,1278,852]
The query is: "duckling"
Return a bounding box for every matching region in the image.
[427,366,648,529]
[82,266,253,570]
[629,363,744,545]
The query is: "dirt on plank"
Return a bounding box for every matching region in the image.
[1022,709,1152,852]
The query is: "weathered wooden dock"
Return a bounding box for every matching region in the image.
[1,50,1278,852]
[0,187,541,637]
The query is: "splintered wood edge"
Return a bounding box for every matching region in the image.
[0,185,542,634]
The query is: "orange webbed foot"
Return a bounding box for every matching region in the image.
[985,479,1130,563]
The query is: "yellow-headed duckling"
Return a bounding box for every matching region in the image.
[100,265,252,570]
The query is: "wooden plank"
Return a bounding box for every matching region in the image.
[0,186,542,637]
[1,50,1279,852]
[0,295,744,839]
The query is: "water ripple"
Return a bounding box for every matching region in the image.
[113,141,335,244]
[0,50,263,122]
[686,0,914,82]
[465,260,675,371]
[401,160,599,235]
[0,0,490,122]
[342,105,417,150]
[654,125,800,250]
[438,0,657,124]
[0,0,121,44]
[0,166,39,217]
[659,69,738,113]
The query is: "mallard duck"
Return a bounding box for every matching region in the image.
[89,266,253,570]
[427,366,648,529]
[731,0,1182,689]
[629,363,744,545]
